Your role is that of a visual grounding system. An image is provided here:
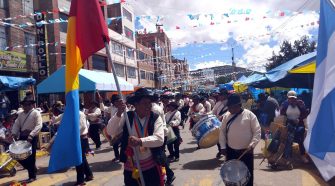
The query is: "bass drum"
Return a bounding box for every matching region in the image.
[220,159,250,186]
[191,115,221,148]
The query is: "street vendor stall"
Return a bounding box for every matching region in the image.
[37,66,134,94]
[0,76,36,91]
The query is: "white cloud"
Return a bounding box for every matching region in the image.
[192,60,229,70]
[128,0,320,71]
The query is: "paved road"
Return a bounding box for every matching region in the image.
[1,124,335,186]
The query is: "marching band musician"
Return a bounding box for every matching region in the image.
[187,95,205,130]
[86,101,102,150]
[219,94,261,186]
[107,88,165,186]
[212,89,230,158]
[11,96,42,183]
[165,102,182,162]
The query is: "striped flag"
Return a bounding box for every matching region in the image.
[304,0,335,181]
[48,0,109,172]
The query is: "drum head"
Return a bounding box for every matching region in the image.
[220,160,250,185]
[9,141,32,154]
[199,128,219,148]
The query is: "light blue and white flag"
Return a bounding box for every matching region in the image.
[304,0,335,181]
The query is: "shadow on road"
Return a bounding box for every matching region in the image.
[179,147,198,154]
[90,160,122,172]
[37,166,70,175]
[59,181,77,186]
[186,140,197,145]
[182,158,224,170]
[94,147,112,155]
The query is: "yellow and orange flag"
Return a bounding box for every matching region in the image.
[48,0,109,172]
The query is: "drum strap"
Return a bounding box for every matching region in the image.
[219,105,228,116]
[166,111,177,126]
[225,109,244,143]
[20,110,34,131]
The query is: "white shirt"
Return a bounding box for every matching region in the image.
[177,99,185,110]
[219,109,261,150]
[187,103,205,116]
[51,111,89,135]
[165,110,181,127]
[212,100,228,118]
[152,103,168,135]
[203,101,212,114]
[286,105,301,120]
[107,112,164,160]
[12,109,42,137]
[86,107,101,123]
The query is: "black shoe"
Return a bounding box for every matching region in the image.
[85,176,94,182]
[166,175,176,185]
[167,155,174,159]
[216,152,222,158]
[174,158,179,162]
[74,182,86,186]
[22,178,36,184]
[112,157,120,162]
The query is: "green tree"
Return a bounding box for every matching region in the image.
[216,76,231,84]
[265,36,316,71]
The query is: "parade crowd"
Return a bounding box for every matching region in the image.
[0,88,312,186]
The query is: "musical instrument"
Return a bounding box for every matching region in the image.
[166,125,177,144]
[9,141,32,160]
[191,115,221,148]
[220,150,251,186]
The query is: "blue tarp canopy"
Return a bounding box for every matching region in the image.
[236,75,247,82]
[249,52,316,88]
[219,83,234,90]
[37,66,134,94]
[0,76,36,91]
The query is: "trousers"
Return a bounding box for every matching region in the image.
[18,136,37,179]
[88,124,101,148]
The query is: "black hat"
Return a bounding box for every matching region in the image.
[227,93,242,107]
[219,89,230,96]
[111,94,122,103]
[167,101,179,109]
[152,93,160,102]
[20,96,36,105]
[127,88,154,105]
[192,95,201,100]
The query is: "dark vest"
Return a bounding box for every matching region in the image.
[120,111,166,165]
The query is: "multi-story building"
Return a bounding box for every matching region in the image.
[0,0,38,108]
[137,28,173,89]
[172,57,190,92]
[136,41,155,89]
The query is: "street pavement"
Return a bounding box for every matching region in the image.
[1,124,335,186]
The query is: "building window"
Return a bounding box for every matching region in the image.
[0,0,6,9]
[0,26,6,50]
[92,55,107,71]
[24,33,35,56]
[140,70,145,80]
[22,0,33,15]
[127,66,136,78]
[137,51,145,60]
[61,47,66,65]
[124,26,134,41]
[122,7,132,22]
[59,13,68,33]
[126,47,134,59]
[114,63,125,77]
[148,72,154,80]
[112,41,123,55]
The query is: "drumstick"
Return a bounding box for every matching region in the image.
[12,137,17,145]
[237,149,250,160]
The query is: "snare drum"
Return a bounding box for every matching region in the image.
[220,160,250,186]
[9,141,32,160]
[191,115,221,148]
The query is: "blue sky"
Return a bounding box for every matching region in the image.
[129,0,320,72]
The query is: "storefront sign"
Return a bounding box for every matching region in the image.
[35,13,48,79]
[0,51,26,72]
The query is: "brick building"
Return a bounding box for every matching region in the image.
[136,41,155,89]
[172,57,190,92]
[137,28,174,89]
[0,0,38,107]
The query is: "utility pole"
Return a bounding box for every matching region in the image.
[231,47,237,81]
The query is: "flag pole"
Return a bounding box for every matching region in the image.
[104,42,146,186]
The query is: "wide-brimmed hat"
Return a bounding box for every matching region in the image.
[5,110,17,118]
[192,95,201,101]
[227,93,242,107]
[111,94,122,103]
[287,90,297,99]
[127,88,154,105]
[219,89,230,97]
[55,101,64,107]
[166,101,179,109]
[20,96,36,105]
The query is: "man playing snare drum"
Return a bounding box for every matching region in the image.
[11,96,42,183]
[219,94,261,186]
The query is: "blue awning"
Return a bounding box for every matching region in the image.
[37,66,134,94]
[0,76,36,91]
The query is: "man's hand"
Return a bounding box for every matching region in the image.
[116,103,127,117]
[221,149,227,156]
[27,135,33,143]
[11,134,17,141]
[128,136,142,147]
